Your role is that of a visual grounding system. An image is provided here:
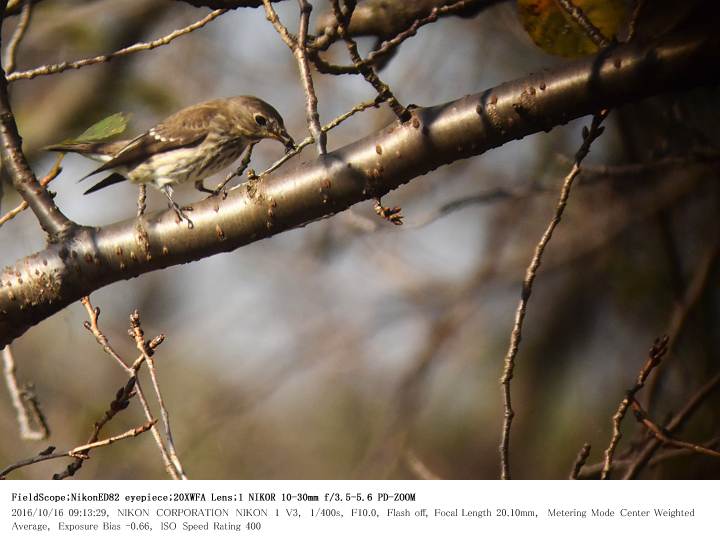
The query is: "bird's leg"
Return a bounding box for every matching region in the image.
[373,196,403,226]
[194,179,216,195]
[161,185,194,229]
[136,184,147,217]
[208,143,256,199]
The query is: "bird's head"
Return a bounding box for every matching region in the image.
[229,96,295,152]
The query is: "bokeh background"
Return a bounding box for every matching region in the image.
[1,0,718,479]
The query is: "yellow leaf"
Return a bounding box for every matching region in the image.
[518,0,628,58]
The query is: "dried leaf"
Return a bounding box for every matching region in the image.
[518,0,628,58]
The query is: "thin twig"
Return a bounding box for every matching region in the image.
[644,241,720,412]
[555,0,610,48]
[580,437,720,477]
[626,0,647,43]
[129,311,186,479]
[262,0,325,154]
[7,9,227,81]
[258,96,385,177]
[69,420,157,456]
[0,155,62,227]
[600,336,669,479]
[2,345,48,440]
[214,142,255,193]
[569,442,591,479]
[499,110,608,479]
[3,0,32,73]
[81,297,130,370]
[632,400,720,459]
[80,297,180,479]
[557,149,720,178]
[312,0,477,75]
[53,374,138,479]
[330,0,409,121]
[0,421,155,479]
[623,370,720,479]
[0,55,71,235]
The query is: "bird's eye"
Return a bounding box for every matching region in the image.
[254,114,267,126]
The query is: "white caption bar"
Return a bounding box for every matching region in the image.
[1,480,713,543]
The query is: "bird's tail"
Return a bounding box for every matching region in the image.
[44,140,129,162]
[83,173,127,194]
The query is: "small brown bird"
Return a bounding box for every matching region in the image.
[47,96,294,225]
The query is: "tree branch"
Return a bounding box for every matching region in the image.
[0,2,74,237]
[0,27,718,347]
[176,0,283,7]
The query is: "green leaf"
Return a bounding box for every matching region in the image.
[518,0,628,58]
[68,112,130,143]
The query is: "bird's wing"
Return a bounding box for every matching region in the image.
[81,103,222,179]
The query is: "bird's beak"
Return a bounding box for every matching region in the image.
[275,129,295,152]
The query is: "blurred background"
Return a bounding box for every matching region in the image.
[0,0,718,479]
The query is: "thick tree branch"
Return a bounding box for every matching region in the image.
[314,0,505,46]
[0,28,718,347]
[175,0,284,8]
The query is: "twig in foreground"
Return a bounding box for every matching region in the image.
[0,421,155,479]
[499,110,608,479]
[129,311,186,479]
[2,345,49,440]
[81,297,182,479]
[569,442,591,479]
[600,336,668,479]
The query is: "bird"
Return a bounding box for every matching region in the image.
[46,96,295,227]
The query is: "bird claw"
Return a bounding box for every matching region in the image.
[373,198,403,226]
[166,203,194,229]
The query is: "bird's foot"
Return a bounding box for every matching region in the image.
[167,202,194,229]
[373,197,403,226]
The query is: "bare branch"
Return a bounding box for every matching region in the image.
[330,0,408,121]
[176,0,283,8]
[313,0,489,75]
[262,0,325,154]
[0,155,61,227]
[569,442,591,479]
[632,401,720,460]
[7,9,227,82]
[3,0,31,73]
[623,370,720,479]
[0,421,155,479]
[0,6,73,237]
[2,345,48,440]
[129,311,187,479]
[499,110,608,480]
[261,96,384,176]
[600,336,669,479]
[80,297,180,479]
[555,0,611,48]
